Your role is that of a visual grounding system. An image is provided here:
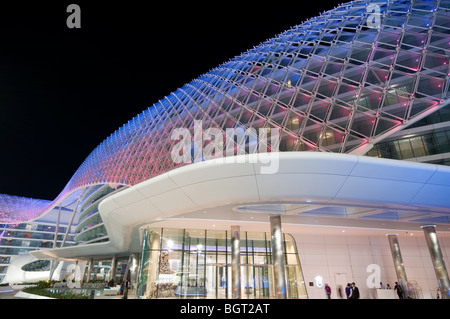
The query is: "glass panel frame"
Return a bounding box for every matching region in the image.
[137,228,307,299]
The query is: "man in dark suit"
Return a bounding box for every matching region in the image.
[394,282,404,299]
[351,282,360,299]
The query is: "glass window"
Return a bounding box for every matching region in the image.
[417,75,445,98]
[395,50,421,71]
[317,79,337,99]
[424,52,449,74]
[343,65,366,84]
[351,110,376,137]
[378,29,402,46]
[138,228,306,299]
[410,136,427,158]
[161,228,184,251]
[358,88,383,111]
[303,119,323,144]
[435,12,450,28]
[407,11,433,29]
[21,260,51,272]
[372,47,396,67]
[328,103,352,130]
[336,82,358,105]
[310,98,331,121]
[324,61,343,77]
[292,92,311,113]
[285,111,304,134]
[422,134,438,155]
[321,127,345,150]
[402,31,428,48]
[388,140,401,159]
[436,132,450,154]
[398,139,414,159]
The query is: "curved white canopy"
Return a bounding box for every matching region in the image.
[31,152,450,260]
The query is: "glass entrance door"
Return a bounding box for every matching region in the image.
[241,264,273,299]
[254,265,273,298]
[205,263,229,299]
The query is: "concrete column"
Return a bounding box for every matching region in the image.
[231,226,241,299]
[270,215,287,299]
[421,225,450,299]
[387,234,408,298]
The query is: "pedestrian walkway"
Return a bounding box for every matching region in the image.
[95,289,138,299]
[0,287,27,299]
[0,286,14,293]
[0,285,138,299]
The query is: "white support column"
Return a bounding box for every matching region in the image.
[48,259,59,281]
[127,253,140,289]
[422,225,450,299]
[387,234,408,298]
[270,215,287,299]
[53,203,61,248]
[61,189,85,247]
[231,225,241,299]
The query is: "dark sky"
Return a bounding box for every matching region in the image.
[0,1,343,200]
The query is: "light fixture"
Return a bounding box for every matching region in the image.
[314,275,324,288]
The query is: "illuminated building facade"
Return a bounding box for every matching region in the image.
[1,0,449,299]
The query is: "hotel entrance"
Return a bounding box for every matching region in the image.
[137,228,307,299]
[242,264,273,298]
[203,264,273,299]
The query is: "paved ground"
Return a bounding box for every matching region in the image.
[0,288,27,299]
[0,286,137,299]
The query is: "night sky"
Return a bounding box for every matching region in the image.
[0,1,343,200]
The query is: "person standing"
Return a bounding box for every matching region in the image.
[394,282,404,299]
[122,279,130,299]
[325,283,331,299]
[345,283,352,299]
[337,285,343,299]
[351,282,360,299]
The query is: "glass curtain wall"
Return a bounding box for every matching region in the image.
[83,258,130,284]
[137,228,307,299]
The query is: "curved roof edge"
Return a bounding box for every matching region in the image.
[31,152,450,260]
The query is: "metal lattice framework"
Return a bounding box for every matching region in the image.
[1,0,449,223]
